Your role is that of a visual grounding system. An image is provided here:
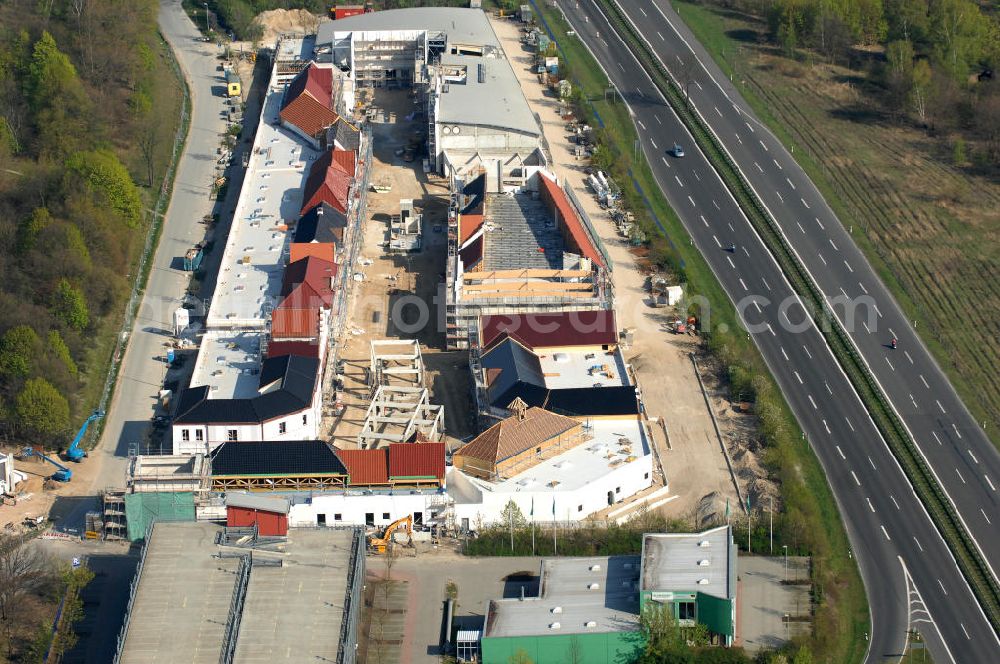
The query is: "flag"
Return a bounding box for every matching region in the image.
[552,498,556,517]
[725,498,730,518]
[530,497,534,518]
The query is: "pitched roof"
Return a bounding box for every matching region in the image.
[265,340,322,359]
[480,310,617,351]
[271,306,321,339]
[281,256,337,305]
[337,448,389,484]
[211,440,347,476]
[226,493,291,514]
[326,118,360,152]
[279,63,340,139]
[537,173,605,268]
[290,243,336,264]
[176,356,319,424]
[300,149,354,216]
[459,235,483,270]
[388,442,446,480]
[454,407,578,465]
[295,203,348,244]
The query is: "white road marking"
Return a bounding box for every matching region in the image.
[802,345,812,359]
[742,246,750,257]
[845,417,855,432]
[675,175,683,187]
[796,221,806,234]
[713,235,721,248]
[866,498,875,512]
[650,138,658,149]
[700,215,708,227]
[640,7,647,16]
[735,133,742,144]
[843,260,853,273]
[766,323,776,336]
[968,449,978,464]
[890,495,900,509]
[868,456,876,470]
[889,327,897,338]
[909,394,918,408]
[783,310,793,325]
[712,200,720,210]
[920,375,929,389]
[836,445,846,460]
[983,508,993,524]
[801,198,810,209]
[687,195,696,207]
[825,381,833,394]
[961,624,970,640]
[819,253,827,266]
[956,468,966,484]
[839,287,848,298]
[780,347,789,361]
[657,31,665,41]
[753,301,762,313]
[693,170,700,181]
[675,54,683,64]
[952,423,962,439]
[904,350,914,364]
[814,217,825,230]
[932,431,943,446]
[794,371,803,384]
[759,139,768,151]
[881,525,891,541]
[637,119,646,130]
[727,221,735,232]
[773,158,782,170]
[655,114,662,125]
[726,256,735,269]
[937,579,948,596]
[885,357,895,371]
[695,81,703,90]
[745,121,754,133]
[762,277,772,291]
[829,238,838,251]
[851,471,861,486]
[808,395,818,410]
[936,400,946,414]
[858,282,868,294]
[986,475,996,491]
[737,277,748,291]
[823,419,831,434]
[786,177,796,190]
[661,156,671,168]
[874,304,883,318]
[617,62,625,71]
[714,106,722,117]
[913,537,923,552]
[754,161,763,172]
[861,320,869,333]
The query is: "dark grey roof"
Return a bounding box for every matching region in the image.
[326,120,360,152]
[482,338,544,398]
[211,441,348,476]
[296,203,348,244]
[175,356,319,424]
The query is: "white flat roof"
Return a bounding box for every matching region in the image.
[641,526,735,601]
[318,8,499,47]
[459,419,649,498]
[435,52,539,137]
[538,347,631,390]
[190,330,263,399]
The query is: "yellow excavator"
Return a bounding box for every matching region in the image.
[368,515,413,554]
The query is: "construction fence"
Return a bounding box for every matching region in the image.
[124,492,196,541]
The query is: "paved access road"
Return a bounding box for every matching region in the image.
[55,0,252,528]
[555,0,999,660]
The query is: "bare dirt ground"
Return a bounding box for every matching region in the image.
[254,8,322,47]
[327,89,472,451]
[490,16,765,520]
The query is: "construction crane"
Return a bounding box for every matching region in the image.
[368,515,413,554]
[66,409,105,462]
[21,447,72,482]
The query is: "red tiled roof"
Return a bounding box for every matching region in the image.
[537,173,605,268]
[279,63,339,139]
[266,340,321,359]
[388,442,445,481]
[281,256,337,306]
[459,213,484,243]
[480,310,617,351]
[338,448,389,485]
[290,243,335,264]
[270,306,320,339]
[300,149,354,216]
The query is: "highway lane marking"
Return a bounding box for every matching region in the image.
[861,320,869,333]
[661,156,671,168]
[858,282,868,294]
[845,417,855,431]
[808,394,818,410]
[986,475,996,491]
[786,177,796,190]
[836,445,845,459]
[759,139,768,151]
[739,278,748,291]
[890,495,900,509]
[961,624,970,640]
[873,304,883,318]
[712,199,720,210]
[955,468,966,484]
[726,256,735,269]
[636,88,645,98]
[794,371,803,384]
[935,399,946,413]
[676,54,683,64]
[639,7,647,16]
[754,161,763,172]
[742,246,750,257]
[904,350,914,364]
[735,133,743,145]
[909,394,918,408]
[952,423,962,439]
[745,121,754,133]
[714,106,722,117]
[968,449,978,464]
[783,310,793,325]
[982,508,992,524]
[913,537,923,552]
[801,198,810,209]
[618,62,625,71]
[637,119,646,130]
[650,138,658,149]
[773,158,782,170]
[700,215,708,227]
[687,195,696,207]
[814,216,825,230]
[693,170,701,181]
[796,221,806,234]
[654,114,662,125]
[868,456,876,470]
[818,253,827,266]
[881,525,891,541]
[657,31,665,41]
[932,431,942,445]
[920,375,929,389]
[752,301,762,313]
[713,235,721,247]
[843,260,853,273]
[802,345,812,359]
[937,579,948,596]
[762,277,772,291]
[851,471,861,486]
[780,347,789,361]
[675,175,684,187]
[766,323,776,336]
[825,381,832,394]
[866,497,875,512]
[823,419,830,434]
[885,357,895,371]
[695,81,703,91]
[839,287,848,298]
[889,327,897,338]
[829,238,838,251]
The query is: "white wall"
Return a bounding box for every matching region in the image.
[172,407,318,455]
[288,492,443,527]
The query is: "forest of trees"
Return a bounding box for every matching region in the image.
[720,0,1000,161]
[0,1,182,448]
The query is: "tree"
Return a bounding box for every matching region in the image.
[0,325,41,378]
[16,207,52,255]
[51,279,89,331]
[0,535,51,657]
[47,330,77,376]
[499,499,528,528]
[15,377,70,436]
[66,150,142,227]
[23,32,83,113]
[885,40,915,116]
[641,602,689,660]
[928,0,989,80]
[911,58,933,124]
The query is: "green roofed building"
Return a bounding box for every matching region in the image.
[478,526,736,663]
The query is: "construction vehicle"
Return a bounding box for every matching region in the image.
[183,243,205,271]
[368,515,413,554]
[66,409,105,462]
[21,447,73,482]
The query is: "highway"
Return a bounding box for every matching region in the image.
[554,0,999,660]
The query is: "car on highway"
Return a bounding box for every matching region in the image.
[669,143,685,157]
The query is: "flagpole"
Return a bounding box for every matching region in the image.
[769,496,773,554]
[531,497,536,556]
[552,499,557,555]
[747,496,751,554]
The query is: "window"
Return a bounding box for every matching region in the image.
[317,514,326,526]
[644,472,649,480]
[535,447,542,454]
[615,487,621,494]
[302,414,308,425]
[279,421,287,435]
[578,504,583,512]
[195,430,204,442]
[181,429,190,442]
[382,512,390,520]
[678,602,696,621]
[365,513,375,526]
[227,429,239,441]
[334,514,343,521]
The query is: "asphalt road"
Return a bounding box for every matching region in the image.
[554,0,999,660]
[54,0,252,530]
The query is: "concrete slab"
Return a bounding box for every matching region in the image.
[738,555,812,653]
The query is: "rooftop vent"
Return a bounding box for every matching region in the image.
[585,621,597,628]
[551,607,562,614]
[698,560,711,567]
[478,63,485,83]
[590,564,602,572]
[549,622,561,630]
[588,583,600,590]
[698,578,710,585]
[698,540,711,547]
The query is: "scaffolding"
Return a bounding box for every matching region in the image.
[357,385,444,447]
[102,490,128,541]
[369,339,425,387]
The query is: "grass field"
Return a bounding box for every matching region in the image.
[673,1,1000,445]
[530,2,868,660]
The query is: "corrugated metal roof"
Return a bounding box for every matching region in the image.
[226,493,290,514]
[338,448,389,485]
[388,442,445,480]
[480,310,617,351]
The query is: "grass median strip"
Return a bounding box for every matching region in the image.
[593,0,1000,631]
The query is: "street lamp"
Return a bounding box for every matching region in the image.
[782,545,789,583]
[204,3,210,33]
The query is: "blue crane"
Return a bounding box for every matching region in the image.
[21,447,72,482]
[65,409,105,463]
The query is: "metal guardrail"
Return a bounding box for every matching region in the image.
[337,527,366,664]
[219,554,251,664]
[595,0,1000,630]
[113,521,156,664]
[565,184,613,271]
